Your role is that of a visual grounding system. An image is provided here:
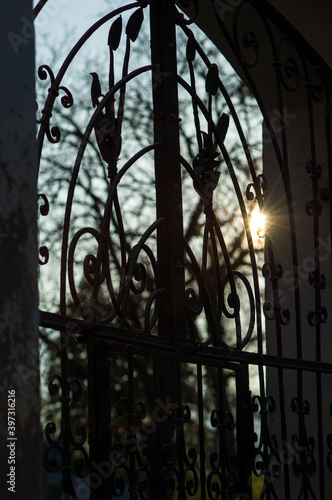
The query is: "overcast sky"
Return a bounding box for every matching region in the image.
[33,0,121,61]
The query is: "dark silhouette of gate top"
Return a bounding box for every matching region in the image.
[36,0,332,498]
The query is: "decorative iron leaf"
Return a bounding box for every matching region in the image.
[90,72,102,107]
[186,35,196,62]
[205,170,220,191]
[205,63,219,96]
[201,131,209,149]
[216,113,229,144]
[108,16,122,51]
[126,8,144,42]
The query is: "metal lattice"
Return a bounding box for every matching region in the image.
[36,1,332,498]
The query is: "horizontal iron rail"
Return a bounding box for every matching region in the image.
[40,310,332,373]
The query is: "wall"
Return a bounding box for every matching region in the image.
[0,2,41,499]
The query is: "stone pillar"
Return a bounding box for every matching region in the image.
[0,2,41,499]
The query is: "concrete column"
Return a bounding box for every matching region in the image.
[0,2,41,499]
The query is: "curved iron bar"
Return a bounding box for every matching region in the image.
[237,10,332,494]
[43,373,88,495]
[183,242,220,346]
[66,140,162,328]
[110,397,155,498]
[158,404,199,497]
[37,2,332,498]
[231,0,303,352]
[291,397,317,499]
[43,433,64,471]
[177,0,199,25]
[133,447,153,499]
[33,0,49,20]
[36,56,152,493]
[178,73,261,350]
[38,192,50,266]
[273,30,330,499]
[213,3,292,417]
[118,218,165,330]
[37,64,74,145]
[182,154,256,349]
[277,40,331,497]
[176,16,265,209]
[36,1,149,167]
[292,51,331,498]
[176,74,259,301]
[144,287,165,333]
[211,0,293,314]
[99,142,162,326]
[251,395,281,498]
[68,227,102,319]
[58,66,154,317]
[210,6,326,496]
[207,408,238,499]
[46,374,65,445]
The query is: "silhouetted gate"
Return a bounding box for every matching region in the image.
[36,0,332,498]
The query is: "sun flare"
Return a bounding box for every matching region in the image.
[250,209,265,240]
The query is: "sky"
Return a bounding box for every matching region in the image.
[34,0,263,402]
[33,0,121,61]
[33,0,112,35]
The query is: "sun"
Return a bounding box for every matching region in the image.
[250,208,265,240]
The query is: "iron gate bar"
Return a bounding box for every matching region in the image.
[208,2,332,496]
[40,311,332,374]
[36,1,147,168]
[150,0,186,340]
[36,0,332,497]
[149,3,187,496]
[87,336,112,500]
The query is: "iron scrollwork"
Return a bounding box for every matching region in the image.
[207,409,238,499]
[176,16,264,352]
[43,374,89,496]
[36,0,332,498]
[291,397,317,497]
[160,404,199,498]
[251,395,282,498]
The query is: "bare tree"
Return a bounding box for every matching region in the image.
[36,8,263,494]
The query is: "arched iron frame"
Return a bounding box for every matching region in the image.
[35,0,332,499]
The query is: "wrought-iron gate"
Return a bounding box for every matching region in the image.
[36,0,332,498]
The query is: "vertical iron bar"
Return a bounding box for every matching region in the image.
[59,332,76,498]
[128,354,136,500]
[197,364,206,500]
[150,2,186,498]
[149,0,185,341]
[236,365,252,497]
[217,367,227,498]
[87,336,112,500]
[176,361,185,500]
[306,82,325,497]
[152,357,161,498]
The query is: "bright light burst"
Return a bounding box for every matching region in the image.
[250,208,265,240]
